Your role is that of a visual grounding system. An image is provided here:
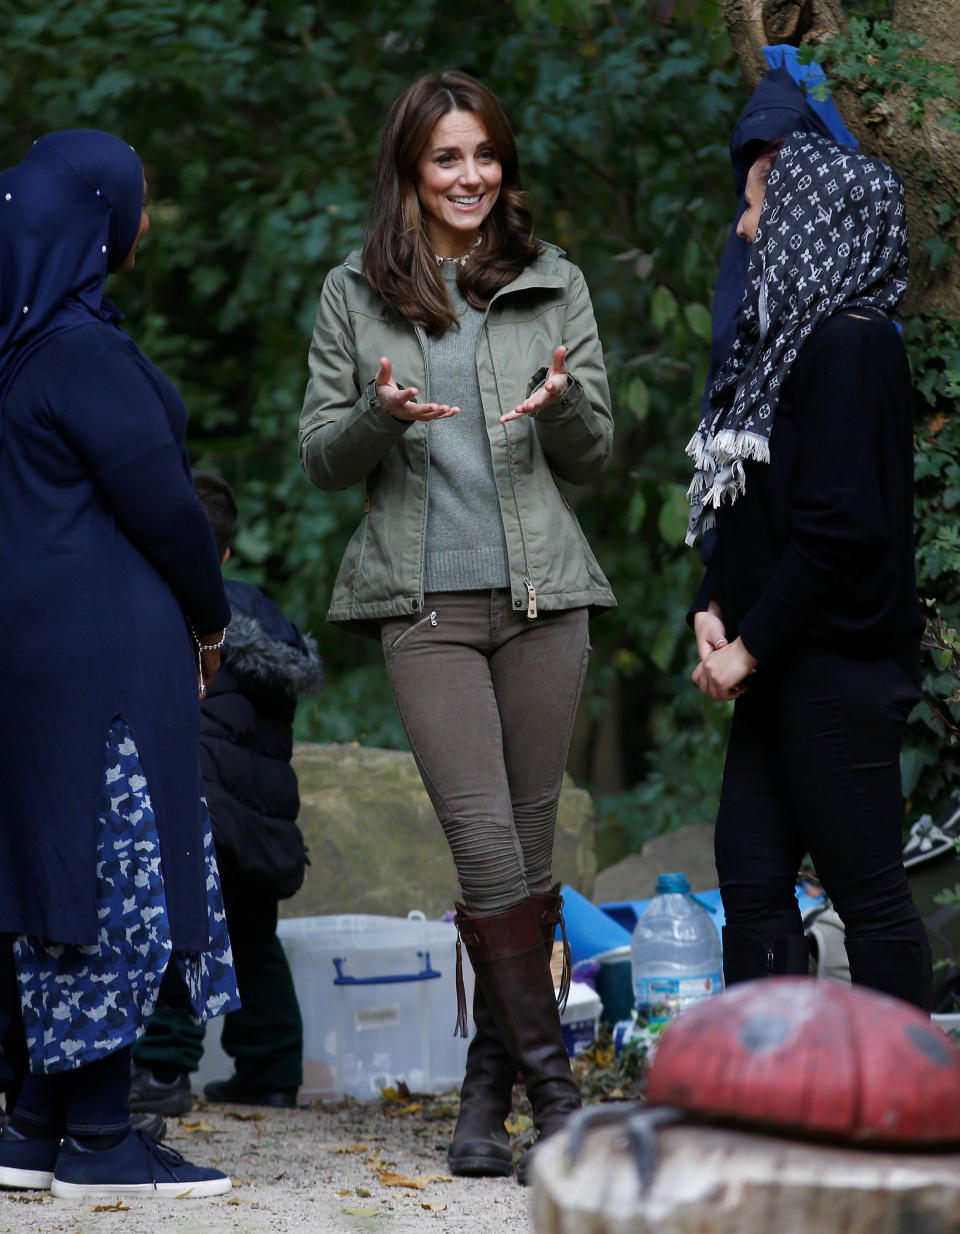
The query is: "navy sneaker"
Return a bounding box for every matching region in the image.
[51,1129,231,1198]
[0,1124,60,1190]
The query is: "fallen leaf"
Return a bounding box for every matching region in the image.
[337,1189,353,1196]
[422,1202,447,1211]
[341,1206,380,1217]
[330,1142,368,1153]
[377,1170,454,1189]
[179,1118,216,1133]
[90,1201,130,1211]
[385,1102,422,1118]
[224,1110,263,1121]
[355,1186,371,1197]
[378,1171,424,1189]
[505,1115,533,1134]
[381,1080,413,1102]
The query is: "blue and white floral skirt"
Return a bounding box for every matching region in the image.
[13,715,240,1074]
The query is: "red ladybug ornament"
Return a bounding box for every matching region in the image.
[646,977,960,1145]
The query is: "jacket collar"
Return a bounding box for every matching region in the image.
[342,241,567,297]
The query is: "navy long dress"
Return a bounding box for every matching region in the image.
[0,129,238,1073]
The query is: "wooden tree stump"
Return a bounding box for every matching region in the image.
[531,1116,960,1234]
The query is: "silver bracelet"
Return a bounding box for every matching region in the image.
[197,633,226,652]
[191,628,226,697]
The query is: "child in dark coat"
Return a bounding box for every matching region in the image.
[131,473,323,1111]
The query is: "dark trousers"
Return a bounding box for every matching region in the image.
[2,936,130,1134]
[381,591,590,915]
[133,885,302,1090]
[0,937,27,1112]
[715,645,931,1000]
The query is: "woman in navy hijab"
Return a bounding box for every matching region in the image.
[0,130,239,1198]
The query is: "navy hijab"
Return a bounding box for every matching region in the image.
[0,129,144,427]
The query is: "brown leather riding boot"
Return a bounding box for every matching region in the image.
[529,883,572,1011]
[448,884,572,1177]
[454,898,581,1185]
[446,983,516,1177]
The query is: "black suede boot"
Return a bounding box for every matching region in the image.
[454,899,580,1186]
[844,935,933,1012]
[721,924,811,985]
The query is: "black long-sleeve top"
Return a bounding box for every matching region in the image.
[690,308,922,667]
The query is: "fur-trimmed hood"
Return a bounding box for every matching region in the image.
[222,611,323,697]
[218,580,323,698]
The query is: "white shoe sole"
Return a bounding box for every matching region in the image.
[51,1175,232,1198]
[0,1165,54,1190]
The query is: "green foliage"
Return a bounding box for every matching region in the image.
[0,0,742,857]
[902,309,960,803]
[4,0,958,862]
[799,18,960,130]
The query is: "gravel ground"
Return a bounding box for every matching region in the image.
[0,1091,534,1234]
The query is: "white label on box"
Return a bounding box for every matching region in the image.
[355,1004,400,1031]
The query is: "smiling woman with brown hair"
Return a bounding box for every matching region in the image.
[299,70,615,1183]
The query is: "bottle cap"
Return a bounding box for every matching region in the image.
[655,872,690,894]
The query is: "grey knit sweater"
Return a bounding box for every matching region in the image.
[423,263,510,593]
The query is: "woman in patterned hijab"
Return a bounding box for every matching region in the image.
[686,132,930,1007]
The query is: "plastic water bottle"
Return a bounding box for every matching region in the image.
[630,872,723,1025]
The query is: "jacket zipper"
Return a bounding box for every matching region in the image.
[475,308,539,621]
[414,323,431,612]
[390,609,438,651]
[522,577,538,619]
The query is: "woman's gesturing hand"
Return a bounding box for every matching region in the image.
[375,357,459,422]
[692,636,757,702]
[500,345,570,422]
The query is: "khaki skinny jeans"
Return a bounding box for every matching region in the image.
[381,590,589,915]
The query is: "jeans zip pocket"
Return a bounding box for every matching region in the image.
[390,609,438,651]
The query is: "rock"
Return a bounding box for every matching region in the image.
[282,742,597,920]
[591,823,716,904]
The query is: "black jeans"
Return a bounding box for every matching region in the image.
[715,645,930,999]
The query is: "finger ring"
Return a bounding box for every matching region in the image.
[715,638,727,648]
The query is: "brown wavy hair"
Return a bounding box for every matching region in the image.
[361,71,541,335]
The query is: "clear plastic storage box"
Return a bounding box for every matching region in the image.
[275,912,472,1101]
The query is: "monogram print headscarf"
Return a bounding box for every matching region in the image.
[685,132,909,545]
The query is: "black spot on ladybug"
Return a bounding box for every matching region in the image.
[739,1015,792,1053]
[905,1023,955,1067]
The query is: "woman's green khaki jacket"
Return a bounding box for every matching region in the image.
[298,242,616,633]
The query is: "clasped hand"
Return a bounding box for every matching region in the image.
[691,607,757,702]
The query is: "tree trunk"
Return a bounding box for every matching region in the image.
[723,0,960,317]
[532,1118,960,1233]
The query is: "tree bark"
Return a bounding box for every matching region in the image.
[722,0,960,317]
